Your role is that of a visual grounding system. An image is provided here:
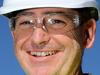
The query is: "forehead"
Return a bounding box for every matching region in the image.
[16,8,79,16]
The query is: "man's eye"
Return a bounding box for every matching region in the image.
[19,21,34,25]
[46,19,67,29]
[50,19,65,24]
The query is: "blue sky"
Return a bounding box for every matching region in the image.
[0,0,100,75]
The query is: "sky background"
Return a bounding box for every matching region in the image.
[0,0,100,75]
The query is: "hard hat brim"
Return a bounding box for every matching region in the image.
[0,0,99,19]
[0,0,98,14]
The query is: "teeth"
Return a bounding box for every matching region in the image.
[30,51,56,57]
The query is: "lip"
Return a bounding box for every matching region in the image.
[26,50,63,62]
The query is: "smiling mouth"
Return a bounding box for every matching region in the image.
[27,50,59,57]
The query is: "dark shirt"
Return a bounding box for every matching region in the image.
[83,73,90,75]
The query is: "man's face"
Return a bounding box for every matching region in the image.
[12,8,91,75]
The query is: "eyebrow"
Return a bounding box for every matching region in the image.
[44,11,68,15]
[16,11,70,16]
[16,12,35,16]
[15,10,79,20]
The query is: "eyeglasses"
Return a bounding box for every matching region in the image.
[10,12,80,36]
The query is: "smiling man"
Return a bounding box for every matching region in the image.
[0,0,99,75]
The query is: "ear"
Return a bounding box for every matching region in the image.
[83,19,96,48]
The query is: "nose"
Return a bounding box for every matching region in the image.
[31,27,50,46]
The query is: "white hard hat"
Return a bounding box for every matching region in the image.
[0,0,99,20]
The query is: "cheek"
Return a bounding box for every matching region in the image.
[52,34,81,49]
[13,29,33,43]
[53,35,83,74]
[65,26,83,41]
[52,34,82,62]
